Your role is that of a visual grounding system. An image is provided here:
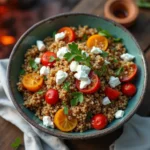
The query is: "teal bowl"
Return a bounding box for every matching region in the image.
[7,13,147,139]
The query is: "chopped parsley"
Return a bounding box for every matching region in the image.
[115,67,124,76]
[101,51,109,58]
[97,27,112,38]
[71,92,84,106]
[62,102,69,115]
[64,43,91,67]
[11,137,21,149]
[29,59,38,71]
[63,81,71,91]
[86,111,92,121]
[114,38,122,42]
[113,58,118,63]
[36,90,44,95]
[20,69,25,75]
[44,76,47,81]
[81,34,88,42]
[94,64,107,77]
[52,31,56,38]
[49,56,56,62]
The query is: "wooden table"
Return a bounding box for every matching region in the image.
[0,0,150,149]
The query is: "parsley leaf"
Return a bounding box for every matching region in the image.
[71,92,84,106]
[49,56,56,62]
[63,81,71,91]
[20,69,25,75]
[62,102,69,115]
[52,31,56,38]
[44,76,47,80]
[101,51,109,58]
[115,67,124,76]
[94,64,107,77]
[86,111,92,121]
[81,34,88,42]
[114,38,122,42]
[97,27,112,38]
[11,137,21,149]
[64,43,91,67]
[29,59,38,71]
[113,58,118,63]
[37,90,44,95]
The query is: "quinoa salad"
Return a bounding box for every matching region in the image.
[17,26,137,132]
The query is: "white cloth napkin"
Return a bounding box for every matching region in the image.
[0,59,150,150]
[0,59,69,150]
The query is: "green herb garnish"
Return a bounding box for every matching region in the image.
[64,43,91,67]
[86,111,92,121]
[44,76,47,81]
[20,69,25,75]
[81,34,88,42]
[115,67,124,76]
[49,56,56,62]
[62,102,69,115]
[52,31,57,38]
[63,81,71,91]
[97,27,112,38]
[37,90,44,95]
[114,38,122,42]
[112,47,117,51]
[113,58,118,63]
[137,0,150,8]
[71,92,84,106]
[29,59,38,71]
[11,137,21,150]
[94,64,107,77]
[101,51,109,58]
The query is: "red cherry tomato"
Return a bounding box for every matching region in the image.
[122,83,136,97]
[92,114,108,130]
[105,87,120,100]
[76,71,101,94]
[58,27,75,43]
[45,89,59,105]
[41,51,57,67]
[120,64,137,82]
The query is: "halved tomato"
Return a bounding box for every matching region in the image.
[120,64,137,82]
[58,27,75,43]
[76,71,101,94]
[41,51,57,67]
[105,87,120,100]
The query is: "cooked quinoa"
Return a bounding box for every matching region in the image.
[17,26,137,132]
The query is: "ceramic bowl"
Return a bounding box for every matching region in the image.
[7,13,147,139]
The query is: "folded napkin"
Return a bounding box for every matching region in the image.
[0,59,150,150]
[0,59,69,150]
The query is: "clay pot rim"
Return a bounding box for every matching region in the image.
[104,0,139,24]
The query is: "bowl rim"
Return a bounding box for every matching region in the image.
[7,12,148,139]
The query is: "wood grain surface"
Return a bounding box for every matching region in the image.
[0,0,150,150]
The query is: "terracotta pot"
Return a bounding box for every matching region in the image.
[104,0,139,27]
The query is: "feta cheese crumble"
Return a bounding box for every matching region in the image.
[56,70,68,85]
[104,60,110,65]
[120,53,135,62]
[109,76,121,88]
[70,61,79,72]
[55,32,66,42]
[40,66,50,76]
[80,78,91,89]
[34,57,41,64]
[91,46,103,54]
[102,97,111,105]
[74,71,89,81]
[77,65,91,74]
[36,40,46,51]
[57,47,69,59]
[82,50,89,57]
[115,110,124,119]
[43,116,54,128]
